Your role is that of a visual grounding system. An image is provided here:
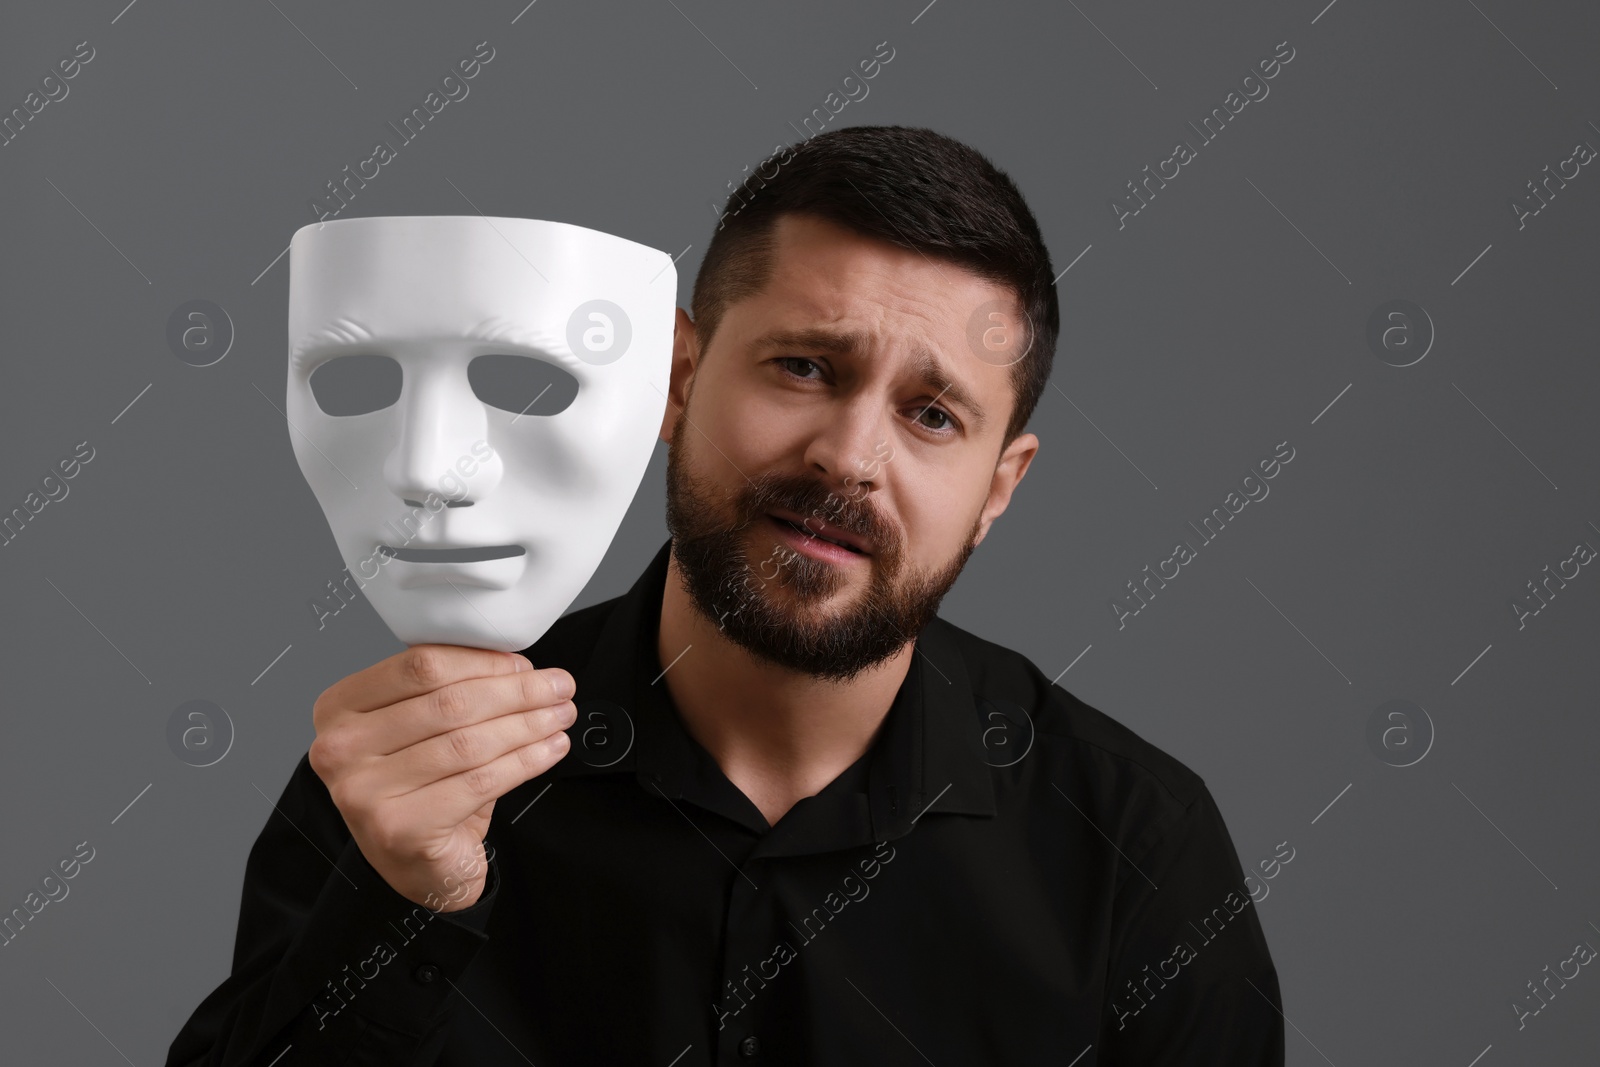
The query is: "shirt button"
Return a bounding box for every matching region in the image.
[739,1035,760,1058]
[414,964,440,984]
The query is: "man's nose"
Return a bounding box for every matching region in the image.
[382,376,499,505]
[802,397,887,495]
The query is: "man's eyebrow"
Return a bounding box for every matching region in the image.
[749,327,859,356]
[749,328,989,431]
[909,346,987,432]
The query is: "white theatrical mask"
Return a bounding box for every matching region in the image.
[286,215,674,652]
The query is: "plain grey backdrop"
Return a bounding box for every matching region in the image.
[3,0,1598,1063]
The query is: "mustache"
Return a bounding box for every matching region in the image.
[737,473,891,546]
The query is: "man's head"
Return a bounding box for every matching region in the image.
[662,125,1057,682]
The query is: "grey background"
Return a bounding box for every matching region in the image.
[2,0,1597,1063]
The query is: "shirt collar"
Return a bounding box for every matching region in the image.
[546,538,996,844]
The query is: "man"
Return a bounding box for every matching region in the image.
[168,125,1284,1065]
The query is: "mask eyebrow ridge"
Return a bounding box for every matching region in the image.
[289,317,591,375]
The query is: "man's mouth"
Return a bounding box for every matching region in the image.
[766,511,870,555]
[378,544,526,563]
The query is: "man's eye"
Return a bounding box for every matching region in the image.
[777,357,823,379]
[916,406,954,432]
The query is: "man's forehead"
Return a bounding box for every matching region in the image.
[766,212,1013,302]
[757,216,1027,352]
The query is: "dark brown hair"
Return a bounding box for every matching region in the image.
[691,124,1058,449]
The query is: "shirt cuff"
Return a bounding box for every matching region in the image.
[282,837,498,1039]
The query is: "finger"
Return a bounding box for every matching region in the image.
[383,697,576,793]
[329,644,532,717]
[368,665,575,757]
[390,730,571,832]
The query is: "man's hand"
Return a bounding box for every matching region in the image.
[308,645,576,912]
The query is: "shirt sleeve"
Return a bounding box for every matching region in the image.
[1097,784,1286,1066]
[164,751,501,1066]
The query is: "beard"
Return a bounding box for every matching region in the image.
[663,410,981,683]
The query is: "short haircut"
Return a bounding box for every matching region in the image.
[692,124,1059,450]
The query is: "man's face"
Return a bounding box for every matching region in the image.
[662,213,1039,682]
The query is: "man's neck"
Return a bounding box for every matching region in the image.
[656,549,914,827]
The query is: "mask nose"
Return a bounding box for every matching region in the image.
[382,368,500,507]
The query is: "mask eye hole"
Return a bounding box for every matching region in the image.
[468,354,579,417]
[308,354,403,416]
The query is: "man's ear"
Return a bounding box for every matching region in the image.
[972,432,1039,548]
[660,307,699,445]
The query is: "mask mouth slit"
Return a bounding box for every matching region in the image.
[403,497,473,508]
[378,544,526,563]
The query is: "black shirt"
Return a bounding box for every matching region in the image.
[168,537,1284,1066]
